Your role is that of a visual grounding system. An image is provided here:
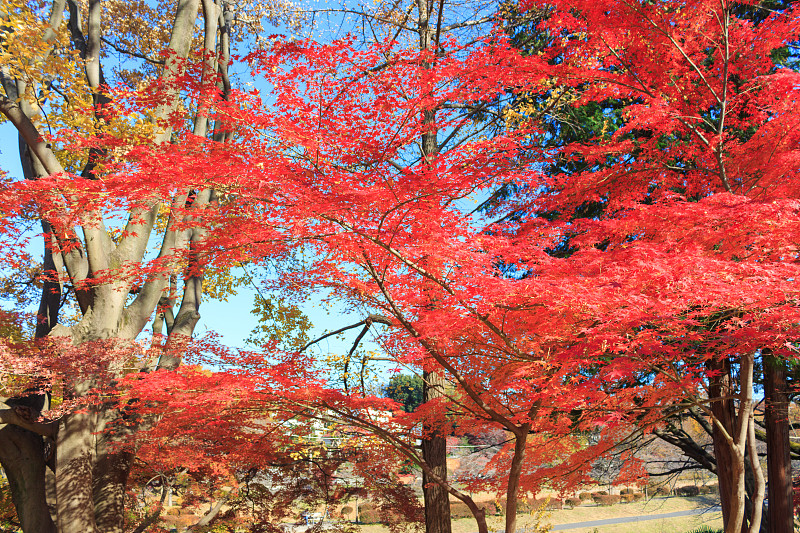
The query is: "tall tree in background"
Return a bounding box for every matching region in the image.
[508,0,800,530]
[385,374,425,413]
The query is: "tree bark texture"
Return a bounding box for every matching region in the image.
[708,356,755,533]
[0,426,56,533]
[504,431,529,533]
[763,351,793,533]
[422,370,452,533]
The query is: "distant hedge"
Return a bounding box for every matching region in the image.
[358,503,380,524]
[526,497,563,511]
[593,494,621,506]
[676,486,700,497]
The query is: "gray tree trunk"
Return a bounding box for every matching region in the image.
[0,0,221,530]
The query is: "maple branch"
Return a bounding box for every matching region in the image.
[597,35,657,99]
[316,401,489,532]
[344,324,370,393]
[621,0,722,106]
[361,257,520,433]
[652,426,717,474]
[647,463,710,477]
[344,220,530,362]
[688,405,715,437]
[717,0,731,137]
[558,35,722,179]
[299,314,392,353]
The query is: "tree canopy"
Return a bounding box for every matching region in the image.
[0,0,798,532]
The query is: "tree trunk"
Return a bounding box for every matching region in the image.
[0,426,56,533]
[708,354,757,533]
[708,357,739,528]
[422,370,452,533]
[56,411,97,533]
[93,432,134,533]
[505,430,529,533]
[763,351,793,533]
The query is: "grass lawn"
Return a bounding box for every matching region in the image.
[355,496,722,533]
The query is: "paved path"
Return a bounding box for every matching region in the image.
[550,506,722,531]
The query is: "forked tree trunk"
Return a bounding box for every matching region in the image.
[708,354,764,533]
[0,0,209,529]
[708,357,740,529]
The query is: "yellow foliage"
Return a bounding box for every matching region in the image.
[202,264,249,302]
[247,291,311,350]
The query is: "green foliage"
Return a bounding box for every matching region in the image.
[382,374,424,413]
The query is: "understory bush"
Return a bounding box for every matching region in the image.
[593,494,621,506]
[676,486,700,497]
[566,498,582,508]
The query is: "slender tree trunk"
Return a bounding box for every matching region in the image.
[747,410,766,533]
[763,351,793,533]
[422,370,452,533]
[416,0,451,528]
[505,430,529,533]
